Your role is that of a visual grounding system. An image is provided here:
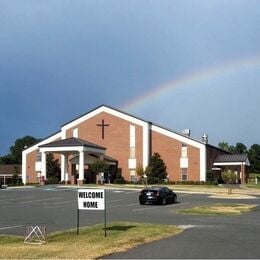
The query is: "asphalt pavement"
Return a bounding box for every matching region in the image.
[1,185,260,259]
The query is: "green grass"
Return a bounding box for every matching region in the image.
[177,204,257,216]
[0,222,182,259]
[246,184,260,189]
[249,173,260,178]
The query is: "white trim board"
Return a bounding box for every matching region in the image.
[214,162,246,166]
[61,106,149,131]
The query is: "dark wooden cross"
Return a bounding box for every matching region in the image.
[96,119,109,139]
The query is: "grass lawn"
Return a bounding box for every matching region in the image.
[0,222,182,259]
[177,204,257,216]
[246,184,260,189]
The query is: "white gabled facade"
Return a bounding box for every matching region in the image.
[22,105,209,184]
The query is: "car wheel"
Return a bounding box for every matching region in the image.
[162,197,166,205]
[140,201,145,205]
[173,196,177,203]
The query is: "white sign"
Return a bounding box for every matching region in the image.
[78,189,105,210]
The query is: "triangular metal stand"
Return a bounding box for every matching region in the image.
[24,225,46,244]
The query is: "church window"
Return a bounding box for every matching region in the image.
[130,125,136,148]
[181,168,188,181]
[36,152,41,162]
[129,169,137,182]
[73,128,78,138]
[129,125,136,159]
[130,147,136,159]
[181,144,187,158]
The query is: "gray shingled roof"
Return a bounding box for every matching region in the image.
[39,137,106,150]
[0,164,22,175]
[70,153,117,163]
[214,154,248,163]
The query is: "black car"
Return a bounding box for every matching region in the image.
[139,186,177,205]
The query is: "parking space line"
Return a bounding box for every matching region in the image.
[47,199,76,205]
[125,191,139,194]
[132,204,178,212]
[107,199,123,203]
[178,193,192,197]
[109,203,138,208]
[19,197,62,204]
[44,204,77,209]
[2,197,63,207]
[0,225,24,230]
[0,196,34,203]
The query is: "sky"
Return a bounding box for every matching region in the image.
[0,0,260,156]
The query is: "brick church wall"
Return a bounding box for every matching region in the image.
[151,131,201,181]
[65,112,143,181]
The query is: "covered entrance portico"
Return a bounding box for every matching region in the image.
[213,154,250,184]
[39,137,107,185]
[70,153,117,184]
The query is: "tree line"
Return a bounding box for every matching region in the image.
[218,141,260,173]
[0,136,259,175]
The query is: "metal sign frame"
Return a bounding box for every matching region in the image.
[77,188,106,237]
[24,225,46,244]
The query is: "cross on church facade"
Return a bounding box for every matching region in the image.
[96,119,109,139]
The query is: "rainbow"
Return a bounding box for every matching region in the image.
[121,53,260,111]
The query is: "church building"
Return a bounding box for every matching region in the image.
[22,105,249,185]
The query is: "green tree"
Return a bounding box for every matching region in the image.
[90,159,108,173]
[221,169,237,194]
[218,141,248,154]
[234,142,248,154]
[146,153,167,184]
[90,159,108,184]
[12,165,20,185]
[218,141,231,152]
[136,163,144,179]
[136,163,147,185]
[248,144,260,173]
[46,153,61,184]
[0,136,40,164]
[0,154,15,164]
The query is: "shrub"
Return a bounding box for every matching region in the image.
[146,153,167,184]
[113,171,125,184]
[47,177,60,184]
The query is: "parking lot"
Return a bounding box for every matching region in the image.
[1,185,260,258]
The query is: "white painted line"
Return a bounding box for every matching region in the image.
[19,197,62,204]
[125,191,139,194]
[132,204,179,212]
[109,203,138,208]
[47,200,76,205]
[0,225,24,230]
[0,196,34,203]
[3,197,62,207]
[107,199,123,203]
[177,225,198,230]
[178,193,192,197]
[44,204,76,209]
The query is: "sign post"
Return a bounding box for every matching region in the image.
[77,188,106,236]
[104,189,106,237]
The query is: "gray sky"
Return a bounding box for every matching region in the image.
[0,0,259,155]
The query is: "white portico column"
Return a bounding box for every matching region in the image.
[78,150,85,184]
[61,154,69,183]
[64,154,69,184]
[41,152,47,180]
[61,154,65,182]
